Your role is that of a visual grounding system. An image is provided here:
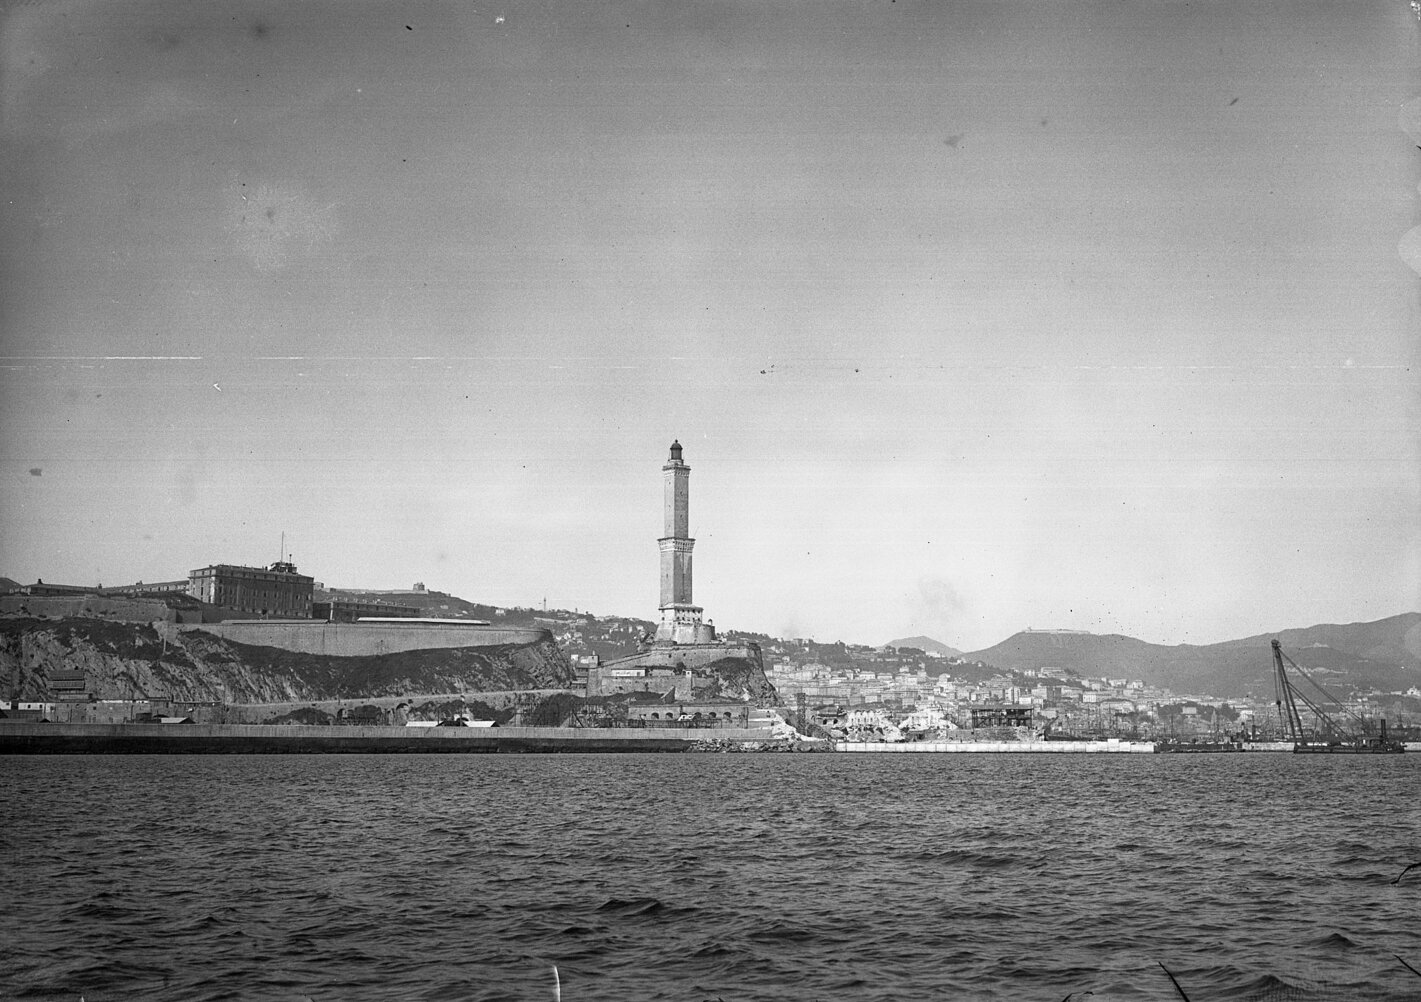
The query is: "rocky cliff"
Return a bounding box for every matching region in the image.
[0,617,573,703]
[692,654,778,704]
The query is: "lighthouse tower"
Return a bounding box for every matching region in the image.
[655,440,716,644]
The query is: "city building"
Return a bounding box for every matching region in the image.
[12,580,95,597]
[624,701,753,728]
[104,580,190,597]
[0,701,57,721]
[187,560,314,619]
[313,597,419,622]
[44,668,89,702]
[970,706,1033,728]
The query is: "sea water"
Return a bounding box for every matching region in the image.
[1,753,1418,1002]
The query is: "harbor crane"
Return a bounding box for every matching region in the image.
[1270,639,1402,753]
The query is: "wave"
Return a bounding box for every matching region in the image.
[594,897,666,916]
[7,754,1421,1002]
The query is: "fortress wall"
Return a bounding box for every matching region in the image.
[177,621,548,656]
[589,643,768,698]
[0,595,175,622]
[603,643,760,672]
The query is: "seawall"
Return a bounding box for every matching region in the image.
[176,620,548,656]
[0,721,769,754]
[838,739,1159,753]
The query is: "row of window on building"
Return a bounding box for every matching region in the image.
[19,562,419,621]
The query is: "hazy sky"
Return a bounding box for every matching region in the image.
[2,1,1417,651]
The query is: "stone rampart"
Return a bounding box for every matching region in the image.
[603,642,759,672]
[0,594,176,622]
[176,620,548,656]
[589,642,773,702]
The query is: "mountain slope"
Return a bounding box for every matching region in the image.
[962,614,1421,697]
[0,617,572,703]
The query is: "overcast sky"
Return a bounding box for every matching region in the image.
[2,1,1417,651]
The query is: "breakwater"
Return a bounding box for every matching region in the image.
[0,721,769,754]
[838,738,1158,753]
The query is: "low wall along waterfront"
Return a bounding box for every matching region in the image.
[179,620,547,656]
[838,739,1159,753]
[0,721,769,754]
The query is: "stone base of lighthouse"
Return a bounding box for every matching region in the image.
[586,640,775,704]
[654,603,717,645]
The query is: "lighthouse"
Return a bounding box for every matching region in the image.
[655,440,716,645]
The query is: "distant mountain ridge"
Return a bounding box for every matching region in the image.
[961,614,1421,698]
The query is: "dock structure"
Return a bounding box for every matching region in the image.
[0,721,769,754]
[837,739,1158,753]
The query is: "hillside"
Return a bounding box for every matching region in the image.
[7,574,1418,702]
[0,617,572,704]
[961,614,1421,697]
[885,636,963,658]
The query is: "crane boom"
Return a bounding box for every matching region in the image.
[1271,639,1305,741]
[1268,639,1403,754]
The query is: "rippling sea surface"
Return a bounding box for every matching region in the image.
[2,753,1419,1002]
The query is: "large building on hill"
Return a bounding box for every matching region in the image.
[187,561,313,619]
